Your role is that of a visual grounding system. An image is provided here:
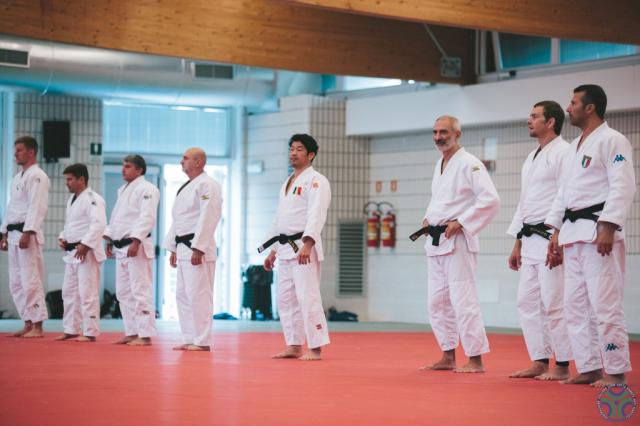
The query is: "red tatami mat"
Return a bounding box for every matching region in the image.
[1,332,638,425]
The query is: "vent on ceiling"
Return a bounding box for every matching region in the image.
[0,48,29,68]
[193,63,234,79]
[338,220,366,296]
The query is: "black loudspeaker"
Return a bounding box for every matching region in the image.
[43,120,70,162]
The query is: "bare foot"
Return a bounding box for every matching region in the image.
[54,333,79,341]
[11,322,33,337]
[510,361,548,378]
[173,344,190,351]
[22,328,44,338]
[272,346,303,359]
[76,335,96,342]
[560,369,602,385]
[113,335,138,344]
[591,373,626,388]
[127,337,152,346]
[184,344,210,351]
[535,365,570,381]
[455,355,484,373]
[420,360,456,371]
[420,350,456,371]
[299,348,321,361]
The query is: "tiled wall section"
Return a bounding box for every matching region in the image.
[366,109,640,331]
[14,93,103,250]
[0,93,103,317]
[245,95,369,313]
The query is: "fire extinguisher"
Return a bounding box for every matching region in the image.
[364,202,381,247]
[379,202,396,248]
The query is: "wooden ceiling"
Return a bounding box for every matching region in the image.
[289,0,640,45]
[0,0,637,85]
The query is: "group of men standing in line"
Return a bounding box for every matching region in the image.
[0,132,328,359]
[415,84,634,388]
[0,143,224,351]
[0,83,636,382]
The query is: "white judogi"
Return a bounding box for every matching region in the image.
[266,166,331,349]
[163,172,222,347]
[546,122,635,375]
[105,176,160,338]
[1,164,49,323]
[424,148,499,357]
[59,188,107,337]
[506,137,572,362]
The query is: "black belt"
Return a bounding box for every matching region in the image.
[562,202,605,223]
[65,241,81,251]
[409,225,448,246]
[112,233,151,249]
[257,232,304,254]
[7,222,25,232]
[175,233,195,248]
[517,222,552,240]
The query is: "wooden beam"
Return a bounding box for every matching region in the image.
[289,0,640,45]
[0,0,474,84]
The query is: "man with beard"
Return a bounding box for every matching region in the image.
[546,85,635,387]
[507,101,572,380]
[419,116,500,373]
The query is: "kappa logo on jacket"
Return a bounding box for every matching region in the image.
[613,154,626,163]
[581,155,592,168]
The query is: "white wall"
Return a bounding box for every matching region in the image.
[0,93,102,317]
[347,64,640,136]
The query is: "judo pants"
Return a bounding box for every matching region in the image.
[427,235,489,357]
[62,255,101,337]
[176,260,215,347]
[276,250,330,349]
[563,241,631,375]
[7,234,48,323]
[517,259,572,362]
[115,253,156,338]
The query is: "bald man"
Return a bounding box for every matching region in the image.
[419,115,500,373]
[163,148,222,351]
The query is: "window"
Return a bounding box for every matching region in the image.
[560,40,638,64]
[103,103,230,157]
[498,33,551,69]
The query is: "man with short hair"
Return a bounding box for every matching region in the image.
[163,148,222,351]
[546,84,635,387]
[56,163,107,342]
[419,115,500,373]
[262,133,331,361]
[0,136,50,338]
[104,155,160,346]
[507,101,572,380]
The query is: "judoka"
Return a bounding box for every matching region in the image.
[262,134,331,361]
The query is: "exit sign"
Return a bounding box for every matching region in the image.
[90,143,102,156]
